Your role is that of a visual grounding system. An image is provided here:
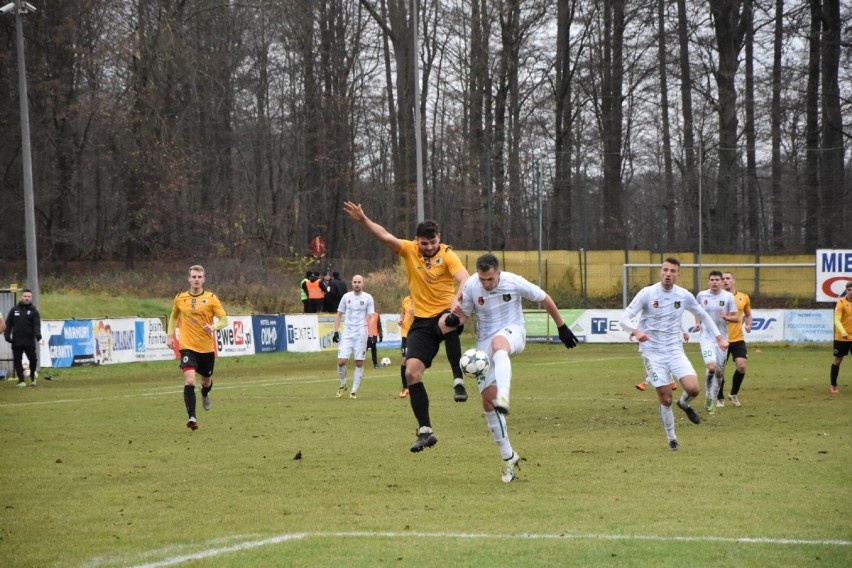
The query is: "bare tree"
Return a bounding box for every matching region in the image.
[707,0,750,251]
[819,0,845,246]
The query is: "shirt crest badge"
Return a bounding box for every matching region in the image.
[503,294,511,302]
[674,301,681,309]
[477,296,485,305]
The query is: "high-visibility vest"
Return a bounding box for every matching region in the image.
[368,313,381,336]
[299,278,308,301]
[306,279,324,300]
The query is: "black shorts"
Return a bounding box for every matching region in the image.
[405,314,463,369]
[727,340,748,361]
[833,341,852,358]
[179,350,215,377]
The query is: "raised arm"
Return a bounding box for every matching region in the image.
[343,201,402,254]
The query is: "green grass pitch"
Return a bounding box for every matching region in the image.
[0,343,849,567]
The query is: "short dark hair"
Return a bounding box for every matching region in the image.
[305,271,313,278]
[332,272,340,278]
[708,270,723,279]
[21,288,32,294]
[415,220,440,239]
[663,257,680,267]
[476,253,500,273]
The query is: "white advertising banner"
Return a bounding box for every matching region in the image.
[744,309,785,343]
[91,318,138,365]
[379,313,402,350]
[216,315,255,357]
[136,317,174,362]
[581,309,789,344]
[784,310,835,343]
[816,249,852,302]
[284,314,321,352]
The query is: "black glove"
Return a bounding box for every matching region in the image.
[332,331,340,343]
[557,324,578,349]
[444,313,460,327]
[378,335,383,343]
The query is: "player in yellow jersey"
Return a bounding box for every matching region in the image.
[344,201,469,452]
[830,281,852,394]
[166,265,228,430]
[720,272,752,406]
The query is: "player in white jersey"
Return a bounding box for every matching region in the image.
[332,275,375,399]
[620,258,728,451]
[453,253,578,482]
[694,270,737,414]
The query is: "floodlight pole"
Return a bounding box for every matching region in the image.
[411,0,424,223]
[10,0,39,306]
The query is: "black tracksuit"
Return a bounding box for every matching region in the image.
[4,301,42,383]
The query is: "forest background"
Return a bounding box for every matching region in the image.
[0,1,849,286]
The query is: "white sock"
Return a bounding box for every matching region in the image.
[679,391,694,407]
[493,350,511,400]
[659,404,676,441]
[710,375,721,400]
[353,366,364,393]
[485,410,513,460]
[338,365,347,387]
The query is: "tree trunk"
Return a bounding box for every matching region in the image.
[804,0,821,250]
[819,0,844,246]
[552,0,577,249]
[743,1,758,251]
[676,0,697,249]
[708,0,748,251]
[770,0,783,250]
[658,0,674,250]
[600,0,625,249]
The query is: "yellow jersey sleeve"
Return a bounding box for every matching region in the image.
[400,296,414,336]
[835,298,852,341]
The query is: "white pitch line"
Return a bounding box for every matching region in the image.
[0,376,335,408]
[122,530,851,567]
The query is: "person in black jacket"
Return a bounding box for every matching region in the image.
[327,272,348,312]
[4,289,42,387]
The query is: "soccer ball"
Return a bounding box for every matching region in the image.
[460,349,490,377]
[380,357,391,367]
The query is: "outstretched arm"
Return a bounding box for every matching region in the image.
[343,201,402,254]
[544,295,578,348]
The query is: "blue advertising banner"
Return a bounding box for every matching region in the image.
[252,315,287,353]
[45,320,95,367]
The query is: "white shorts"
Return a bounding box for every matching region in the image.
[474,325,526,394]
[699,338,727,371]
[641,350,696,388]
[338,333,367,361]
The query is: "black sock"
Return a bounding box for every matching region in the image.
[371,347,378,366]
[717,377,726,400]
[201,381,213,397]
[408,382,431,428]
[184,385,196,418]
[830,364,839,386]
[444,329,463,379]
[731,371,744,395]
[400,365,407,389]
